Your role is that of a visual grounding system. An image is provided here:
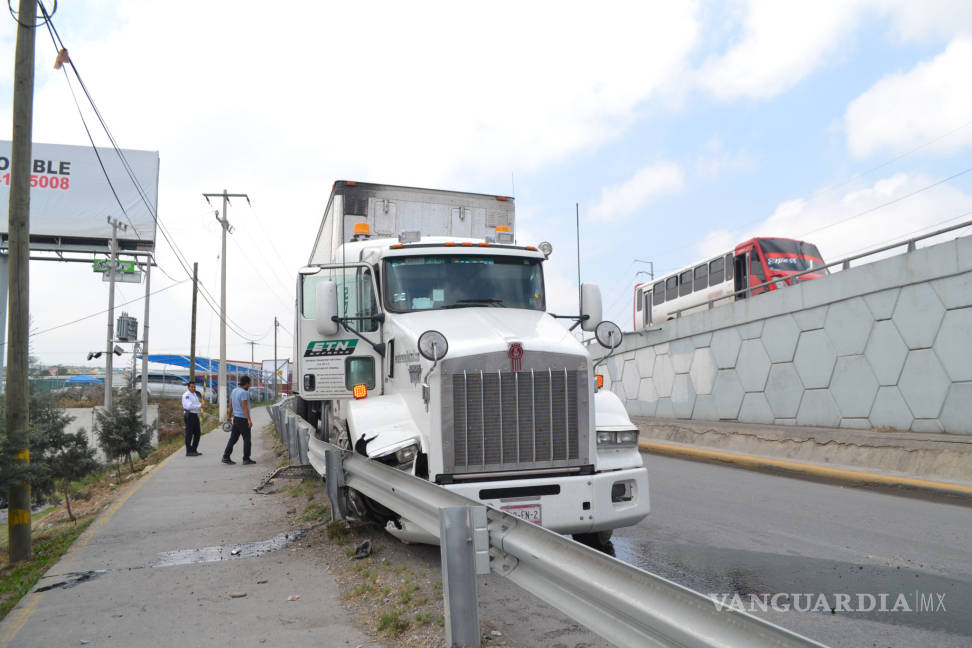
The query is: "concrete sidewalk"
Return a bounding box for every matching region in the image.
[635,417,972,497]
[0,407,383,648]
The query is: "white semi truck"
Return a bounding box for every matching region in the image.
[294,181,648,547]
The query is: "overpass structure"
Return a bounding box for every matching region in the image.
[601,229,972,435]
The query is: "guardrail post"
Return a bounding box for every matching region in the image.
[324,449,346,521]
[440,505,488,647]
[287,415,299,460]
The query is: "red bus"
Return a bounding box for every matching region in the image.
[633,237,827,329]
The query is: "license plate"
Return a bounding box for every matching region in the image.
[501,503,541,525]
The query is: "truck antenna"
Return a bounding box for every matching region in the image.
[576,202,582,318]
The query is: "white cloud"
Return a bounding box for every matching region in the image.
[845,38,972,157]
[697,0,862,100]
[696,171,972,265]
[873,0,972,42]
[695,137,756,178]
[696,0,972,102]
[588,163,685,222]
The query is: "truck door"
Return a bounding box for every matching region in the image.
[299,263,383,400]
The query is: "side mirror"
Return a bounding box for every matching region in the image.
[315,281,338,336]
[594,321,623,349]
[580,283,602,332]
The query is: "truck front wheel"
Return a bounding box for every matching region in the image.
[572,530,613,551]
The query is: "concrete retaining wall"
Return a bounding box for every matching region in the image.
[602,234,972,434]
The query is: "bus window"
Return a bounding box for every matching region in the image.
[709,256,725,284]
[665,276,677,302]
[679,270,693,297]
[653,281,665,305]
[750,252,765,281]
[694,264,708,291]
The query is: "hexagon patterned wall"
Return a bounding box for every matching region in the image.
[603,236,972,434]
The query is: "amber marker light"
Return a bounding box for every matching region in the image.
[353,222,370,236]
[461,242,473,247]
[596,375,604,389]
[353,384,368,399]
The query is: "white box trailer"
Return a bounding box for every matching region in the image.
[309,181,515,265]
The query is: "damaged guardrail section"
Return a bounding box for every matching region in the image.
[268,399,828,648]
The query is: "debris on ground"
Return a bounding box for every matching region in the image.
[353,538,373,559]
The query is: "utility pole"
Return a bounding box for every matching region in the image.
[202,190,249,421]
[104,217,127,410]
[189,262,198,382]
[273,317,279,401]
[140,259,151,424]
[245,340,256,385]
[5,0,36,563]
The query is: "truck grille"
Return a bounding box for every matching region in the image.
[447,368,586,473]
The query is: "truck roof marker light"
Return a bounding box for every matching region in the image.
[461,242,473,247]
[478,242,490,247]
[444,242,456,247]
[390,244,404,249]
[495,196,509,201]
[345,181,358,186]
[352,384,368,399]
[525,245,538,251]
[596,374,604,389]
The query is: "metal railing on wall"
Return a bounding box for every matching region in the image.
[268,398,827,648]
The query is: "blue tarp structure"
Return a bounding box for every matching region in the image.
[137,354,262,379]
[66,375,103,384]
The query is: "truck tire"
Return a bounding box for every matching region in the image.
[572,530,613,551]
[295,395,308,421]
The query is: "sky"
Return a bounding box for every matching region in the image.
[2,0,972,369]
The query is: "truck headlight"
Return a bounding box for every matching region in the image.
[596,429,639,448]
[375,442,419,471]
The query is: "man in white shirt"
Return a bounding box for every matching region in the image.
[182,382,204,456]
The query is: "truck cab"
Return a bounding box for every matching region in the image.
[295,181,649,547]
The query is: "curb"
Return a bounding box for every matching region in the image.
[638,440,972,499]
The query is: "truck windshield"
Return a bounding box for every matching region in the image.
[383,255,545,312]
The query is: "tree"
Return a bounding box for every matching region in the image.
[28,394,100,521]
[95,388,154,473]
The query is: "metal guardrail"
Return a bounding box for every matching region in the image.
[268,399,828,648]
[668,217,972,319]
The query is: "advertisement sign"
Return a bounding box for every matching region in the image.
[262,359,291,383]
[0,141,159,252]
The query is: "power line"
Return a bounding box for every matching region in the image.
[23,279,187,340]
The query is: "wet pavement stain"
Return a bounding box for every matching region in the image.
[33,526,321,592]
[149,527,312,568]
[35,570,108,592]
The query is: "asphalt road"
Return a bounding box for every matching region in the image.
[610,454,972,648]
[447,453,972,648]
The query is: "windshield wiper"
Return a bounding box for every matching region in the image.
[441,298,504,309]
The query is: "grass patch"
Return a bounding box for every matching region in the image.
[377,610,410,636]
[298,502,331,523]
[0,520,92,620]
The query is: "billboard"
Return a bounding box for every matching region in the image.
[262,359,291,383]
[0,141,159,253]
